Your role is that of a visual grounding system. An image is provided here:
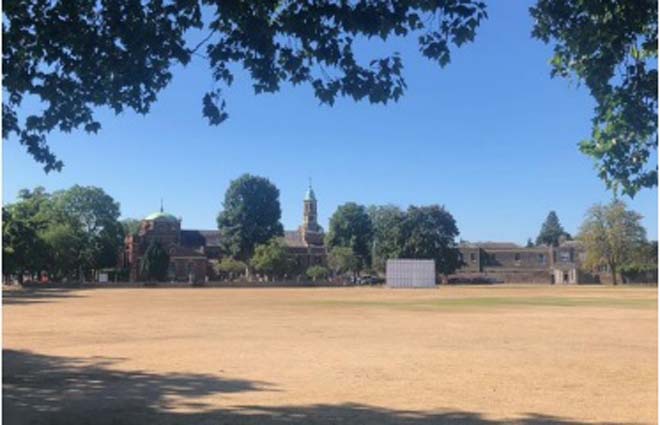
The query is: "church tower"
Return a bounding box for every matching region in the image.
[301,181,324,246]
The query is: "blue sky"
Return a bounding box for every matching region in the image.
[3,1,657,244]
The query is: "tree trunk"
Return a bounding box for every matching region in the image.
[610,262,618,286]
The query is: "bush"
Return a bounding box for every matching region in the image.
[306,265,329,282]
[215,258,247,280]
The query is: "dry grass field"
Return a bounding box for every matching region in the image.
[3,285,657,425]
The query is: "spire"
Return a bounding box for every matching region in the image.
[160,198,164,213]
[304,179,316,201]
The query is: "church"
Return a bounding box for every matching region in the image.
[119,184,327,282]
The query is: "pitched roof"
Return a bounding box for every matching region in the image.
[181,230,222,248]
[168,245,205,258]
[460,241,521,249]
[282,230,307,247]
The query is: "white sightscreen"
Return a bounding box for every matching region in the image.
[386,259,436,288]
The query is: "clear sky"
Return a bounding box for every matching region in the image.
[3,1,657,244]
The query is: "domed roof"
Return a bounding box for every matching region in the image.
[144,211,178,222]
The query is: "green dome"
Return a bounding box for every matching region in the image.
[144,211,178,222]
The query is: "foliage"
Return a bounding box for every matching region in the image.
[531,0,658,197]
[535,211,570,247]
[250,238,293,280]
[577,200,647,285]
[368,205,406,271]
[306,265,330,282]
[217,174,284,262]
[2,187,52,281]
[3,186,123,282]
[327,246,360,278]
[215,257,247,279]
[525,238,534,248]
[121,219,141,236]
[3,0,487,172]
[398,205,461,275]
[140,240,170,282]
[50,185,124,277]
[41,222,84,281]
[326,202,374,270]
[619,240,658,279]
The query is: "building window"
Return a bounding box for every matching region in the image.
[559,251,571,262]
[514,253,521,261]
[537,254,546,265]
[470,253,476,262]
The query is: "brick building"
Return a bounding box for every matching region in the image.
[120,207,208,283]
[120,185,327,282]
[280,184,327,270]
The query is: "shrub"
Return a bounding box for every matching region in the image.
[306,265,329,282]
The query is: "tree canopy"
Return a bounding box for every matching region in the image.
[327,246,360,278]
[3,0,486,172]
[2,188,51,282]
[2,185,124,282]
[217,174,284,262]
[368,204,461,275]
[140,240,170,282]
[250,238,294,281]
[577,200,647,285]
[535,211,570,247]
[531,0,658,197]
[368,204,406,271]
[4,1,656,198]
[398,205,460,275]
[326,202,374,270]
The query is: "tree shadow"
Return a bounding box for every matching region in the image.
[3,350,643,425]
[2,288,84,305]
[3,349,274,424]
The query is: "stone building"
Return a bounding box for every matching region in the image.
[120,185,327,282]
[452,240,602,284]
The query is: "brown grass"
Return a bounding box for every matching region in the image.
[3,285,657,425]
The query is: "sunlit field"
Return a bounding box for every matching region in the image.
[3,285,657,425]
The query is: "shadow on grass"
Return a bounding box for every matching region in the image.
[2,287,85,305]
[3,350,638,425]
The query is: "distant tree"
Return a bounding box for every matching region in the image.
[215,257,248,281]
[2,188,52,283]
[4,1,486,172]
[399,205,461,275]
[41,222,84,281]
[531,0,658,197]
[368,205,406,272]
[620,240,658,282]
[326,203,374,271]
[140,240,170,282]
[578,200,647,285]
[536,211,570,247]
[217,174,284,264]
[327,246,360,280]
[250,238,293,281]
[121,218,141,236]
[50,185,124,281]
[525,238,534,248]
[306,265,330,282]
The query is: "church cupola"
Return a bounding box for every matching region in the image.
[303,181,318,230]
[301,180,324,246]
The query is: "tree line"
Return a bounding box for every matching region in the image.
[3,186,123,283]
[3,174,656,284]
[211,174,462,282]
